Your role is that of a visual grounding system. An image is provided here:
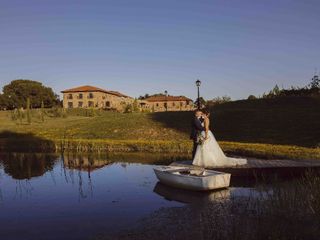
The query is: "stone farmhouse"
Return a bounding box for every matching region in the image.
[140,95,194,112]
[61,85,133,111]
[61,85,194,112]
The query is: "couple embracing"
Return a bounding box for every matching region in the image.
[190,109,247,167]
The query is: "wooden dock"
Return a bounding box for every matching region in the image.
[170,158,320,178]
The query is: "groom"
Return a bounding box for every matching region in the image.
[190,109,205,159]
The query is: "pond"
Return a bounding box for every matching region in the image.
[0,152,318,240]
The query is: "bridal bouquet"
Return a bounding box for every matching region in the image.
[197,133,206,145]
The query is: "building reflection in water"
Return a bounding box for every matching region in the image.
[62,153,112,174]
[61,153,113,200]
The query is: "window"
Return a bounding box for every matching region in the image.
[78,94,83,99]
[156,103,159,107]
[68,102,73,108]
[88,101,94,107]
[88,93,94,99]
[67,94,73,99]
[106,101,111,107]
[78,102,83,107]
[172,102,175,107]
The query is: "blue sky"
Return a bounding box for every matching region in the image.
[0,0,319,100]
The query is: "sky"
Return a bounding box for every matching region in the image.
[0,0,319,100]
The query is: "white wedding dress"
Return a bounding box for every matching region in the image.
[193,130,247,167]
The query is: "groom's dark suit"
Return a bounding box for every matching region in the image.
[190,116,205,159]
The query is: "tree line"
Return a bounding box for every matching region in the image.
[248,74,320,100]
[1,75,319,111]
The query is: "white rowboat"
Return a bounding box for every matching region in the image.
[153,166,231,191]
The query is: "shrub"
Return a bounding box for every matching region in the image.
[247,95,257,100]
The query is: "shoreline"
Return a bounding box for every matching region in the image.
[0,138,319,160]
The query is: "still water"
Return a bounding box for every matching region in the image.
[0,152,273,240]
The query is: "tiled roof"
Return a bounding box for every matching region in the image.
[61,85,131,98]
[108,91,131,98]
[145,95,193,102]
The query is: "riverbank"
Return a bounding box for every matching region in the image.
[1,137,319,160]
[0,96,319,160]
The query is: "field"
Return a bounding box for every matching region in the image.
[0,96,319,160]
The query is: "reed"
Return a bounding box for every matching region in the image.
[0,133,319,160]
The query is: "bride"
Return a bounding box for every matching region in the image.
[192,109,247,167]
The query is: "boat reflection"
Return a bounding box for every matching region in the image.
[153,182,230,204]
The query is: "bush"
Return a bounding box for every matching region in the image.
[247,95,257,100]
[46,107,66,118]
[206,95,231,107]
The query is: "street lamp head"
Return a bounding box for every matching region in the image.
[196,79,201,87]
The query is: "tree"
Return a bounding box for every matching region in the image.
[206,96,231,107]
[195,97,206,108]
[1,79,60,109]
[0,94,5,110]
[248,95,257,100]
[263,84,283,98]
[124,103,133,113]
[309,75,320,89]
[138,94,150,100]
[132,99,140,112]
[271,84,281,96]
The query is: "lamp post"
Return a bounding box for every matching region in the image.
[195,79,201,109]
[164,90,168,111]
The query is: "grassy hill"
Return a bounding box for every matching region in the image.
[211,96,320,147]
[152,96,320,147]
[0,96,319,159]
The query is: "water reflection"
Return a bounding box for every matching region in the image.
[0,152,57,179]
[0,152,189,180]
[0,151,315,240]
[153,182,230,204]
[63,153,112,172]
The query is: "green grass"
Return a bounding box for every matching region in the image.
[0,96,319,159]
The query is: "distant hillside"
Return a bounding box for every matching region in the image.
[212,96,320,147]
[151,96,320,148]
